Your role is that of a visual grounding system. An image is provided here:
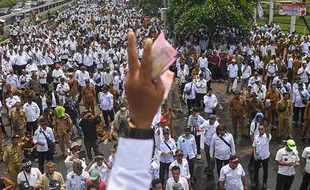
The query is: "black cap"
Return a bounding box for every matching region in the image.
[49,180,60,189]
[39,117,48,124]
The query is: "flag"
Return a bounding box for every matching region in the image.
[257,3,264,18]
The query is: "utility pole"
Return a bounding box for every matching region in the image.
[290,0,298,34]
[269,0,274,24]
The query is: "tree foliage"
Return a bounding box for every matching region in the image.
[166,0,255,42]
[136,0,162,16]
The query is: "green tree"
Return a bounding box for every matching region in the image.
[167,0,255,43]
[136,0,162,16]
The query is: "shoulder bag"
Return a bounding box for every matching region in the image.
[41,129,55,150]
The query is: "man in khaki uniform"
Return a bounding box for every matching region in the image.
[35,162,65,190]
[301,101,310,139]
[229,91,247,138]
[82,79,96,115]
[276,92,292,139]
[10,102,27,138]
[265,84,281,125]
[3,135,24,187]
[53,106,72,156]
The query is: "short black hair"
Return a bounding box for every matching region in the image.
[151,178,161,188]
[87,183,97,190]
[171,165,180,172]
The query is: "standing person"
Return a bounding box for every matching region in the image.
[99,86,114,128]
[210,125,235,177]
[23,96,40,135]
[79,111,101,160]
[165,166,189,190]
[187,107,206,160]
[177,126,197,180]
[265,84,281,126]
[300,144,310,190]
[240,62,252,91]
[167,77,182,113]
[161,104,176,138]
[151,178,163,190]
[82,79,96,115]
[33,118,55,173]
[10,102,27,138]
[17,159,42,188]
[84,154,110,182]
[265,60,278,89]
[183,77,197,114]
[229,91,247,138]
[168,149,191,182]
[252,124,271,189]
[275,139,300,190]
[53,106,72,157]
[226,59,238,93]
[66,160,89,190]
[199,115,219,175]
[64,142,86,174]
[292,82,309,125]
[203,88,218,117]
[158,128,176,184]
[194,74,207,109]
[218,156,248,190]
[56,78,70,106]
[3,134,24,186]
[301,101,310,140]
[276,92,293,139]
[35,162,65,190]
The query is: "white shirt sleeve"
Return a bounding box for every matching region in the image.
[107,138,153,190]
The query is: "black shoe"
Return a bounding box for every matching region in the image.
[262,182,267,189]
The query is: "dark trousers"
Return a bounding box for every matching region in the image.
[13,65,26,76]
[300,172,310,190]
[37,150,53,173]
[84,139,99,160]
[77,85,83,103]
[293,107,305,123]
[204,144,214,169]
[159,162,171,184]
[266,76,274,90]
[254,157,269,183]
[187,157,196,177]
[276,173,295,190]
[26,120,38,136]
[0,117,6,135]
[187,99,195,113]
[216,158,229,177]
[194,135,201,155]
[102,110,114,128]
[196,93,205,108]
[287,68,293,83]
[95,85,102,102]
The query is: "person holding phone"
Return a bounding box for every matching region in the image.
[64,142,86,174]
[85,154,110,182]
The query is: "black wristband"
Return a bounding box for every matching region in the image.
[128,127,154,140]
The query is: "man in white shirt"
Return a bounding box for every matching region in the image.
[199,115,219,176]
[85,154,111,182]
[265,60,278,89]
[165,166,189,190]
[158,128,176,184]
[56,78,70,105]
[33,118,55,173]
[194,74,207,109]
[240,62,252,91]
[99,86,114,128]
[300,145,310,190]
[203,88,218,117]
[6,69,19,88]
[64,142,86,174]
[197,53,208,69]
[66,159,89,190]
[219,156,247,190]
[252,125,271,189]
[275,139,300,190]
[292,82,309,124]
[226,59,238,93]
[23,96,40,135]
[17,159,42,188]
[75,66,90,103]
[210,125,235,177]
[169,149,190,180]
[183,77,197,114]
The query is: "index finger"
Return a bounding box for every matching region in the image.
[127,32,139,77]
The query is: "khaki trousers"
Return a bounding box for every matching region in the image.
[278,117,292,137]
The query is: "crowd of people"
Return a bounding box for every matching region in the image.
[1,0,310,190]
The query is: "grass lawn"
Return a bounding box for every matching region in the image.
[257,0,310,34]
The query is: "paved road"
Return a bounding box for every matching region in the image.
[0,82,308,190]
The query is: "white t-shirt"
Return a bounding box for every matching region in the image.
[227,64,238,78]
[17,168,42,187]
[219,164,245,190]
[275,147,300,176]
[302,147,310,174]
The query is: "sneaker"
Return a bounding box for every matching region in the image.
[262,182,267,189]
[196,154,201,160]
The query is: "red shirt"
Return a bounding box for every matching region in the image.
[86,180,107,190]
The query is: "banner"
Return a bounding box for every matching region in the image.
[257,3,264,18]
[278,3,306,16]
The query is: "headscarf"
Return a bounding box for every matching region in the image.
[55,106,65,118]
[252,112,264,125]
